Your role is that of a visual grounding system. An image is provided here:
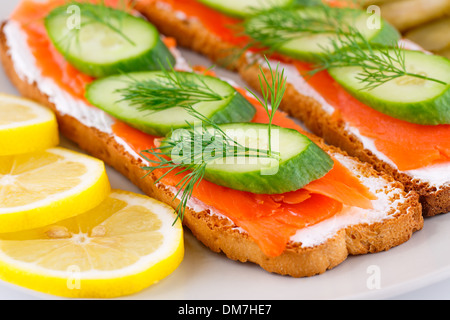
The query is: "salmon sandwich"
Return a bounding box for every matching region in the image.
[0,0,423,277]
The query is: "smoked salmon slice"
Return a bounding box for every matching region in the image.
[232,195,343,257]
[273,189,311,205]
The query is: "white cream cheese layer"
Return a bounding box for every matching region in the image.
[291,153,404,247]
[3,20,411,249]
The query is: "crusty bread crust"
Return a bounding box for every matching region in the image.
[0,22,423,277]
[135,2,450,217]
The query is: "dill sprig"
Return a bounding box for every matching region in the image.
[242,5,353,53]
[246,56,287,156]
[311,28,448,90]
[130,61,286,223]
[141,106,275,224]
[116,67,224,113]
[221,4,360,67]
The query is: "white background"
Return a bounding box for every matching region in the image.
[1,0,450,300]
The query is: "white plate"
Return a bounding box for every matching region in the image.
[1,0,450,300]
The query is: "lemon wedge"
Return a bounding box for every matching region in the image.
[0,94,59,156]
[0,147,110,233]
[0,190,184,298]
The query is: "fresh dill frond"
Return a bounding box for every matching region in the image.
[312,28,448,90]
[243,5,351,53]
[246,56,287,156]
[141,106,273,224]
[116,67,224,114]
[222,3,359,67]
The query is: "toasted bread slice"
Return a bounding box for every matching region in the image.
[135,0,450,217]
[0,20,423,277]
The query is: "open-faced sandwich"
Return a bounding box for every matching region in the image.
[135,0,450,218]
[0,0,423,277]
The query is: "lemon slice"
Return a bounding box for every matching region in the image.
[0,94,59,156]
[0,190,184,298]
[0,147,110,233]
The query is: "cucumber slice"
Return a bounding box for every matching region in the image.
[45,3,175,78]
[244,6,400,62]
[197,0,295,18]
[165,123,334,194]
[329,50,450,125]
[86,71,256,136]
